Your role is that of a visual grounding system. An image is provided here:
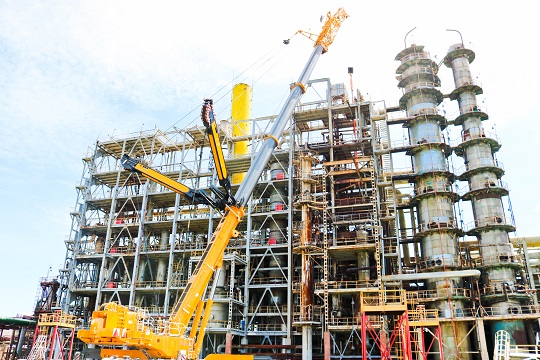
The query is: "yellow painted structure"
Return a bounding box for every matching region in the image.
[231,83,252,184]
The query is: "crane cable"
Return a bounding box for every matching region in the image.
[165,40,293,133]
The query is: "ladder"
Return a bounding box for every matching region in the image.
[26,334,48,360]
[322,169,329,332]
[370,159,382,302]
[494,330,510,360]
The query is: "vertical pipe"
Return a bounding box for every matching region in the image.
[156,229,169,283]
[231,83,252,184]
[286,123,294,344]
[16,327,26,356]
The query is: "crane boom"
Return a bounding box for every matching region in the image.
[201,98,236,207]
[77,8,347,360]
[120,154,222,209]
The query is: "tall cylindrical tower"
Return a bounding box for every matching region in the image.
[444,43,529,343]
[395,44,470,359]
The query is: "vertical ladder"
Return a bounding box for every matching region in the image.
[370,159,382,303]
[372,105,400,278]
[322,170,329,332]
[227,258,235,329]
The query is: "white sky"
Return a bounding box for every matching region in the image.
[1,0,538,316]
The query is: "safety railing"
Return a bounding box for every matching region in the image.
[413,183,455,197]
[417,218,459,233]
[480,304,540,317]
[334,196,370,207]
[318,279,377,290]
[458,104,488,117]
[360,289,407,309]
[112,215,140,225]
[174,242,206,251]
[332,212,374,224]
[293,192,325,204]
[399,51,431,64]
[73,281,99,289]
[249,276,287,285]
[406,106,442,119]
[248,305,288,314]
[398,66,437,81]
[333,234,374,247]
[455,158,504,176]
[141,244,171,252]
[417,256,461,270]
[169,279,188,287]
[407,287,471,303]
[408,307,439,323]
[103,281,130,289]
[327,316,361,327]
[107,246,137,255]
[252,203,288,214]
[246,323,286,332]
[205,319,240,329]
[462,215,515,232]
[136,280,168,288]
[403,304,540,320]
[460,127,499,143]
[390,137,447,150]
[391,166,416,178]
[404,81,440,94]
[139,306,167,315]
[38,311,77,328]
[479,281,533,298]
[292,305,323,323]
[472,254,522,268]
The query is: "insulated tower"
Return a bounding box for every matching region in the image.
[444,43,530,342]
[395,44,470,359]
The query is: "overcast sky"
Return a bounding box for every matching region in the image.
[1,0,538,317]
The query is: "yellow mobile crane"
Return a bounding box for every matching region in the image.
[77,8,348,360]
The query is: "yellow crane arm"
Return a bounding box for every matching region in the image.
[169,206,243,331]
[201,99,228,185]
[315,8,349,53]
[201,99,237,207]
[120,154,223,210]
[291,7,349,53]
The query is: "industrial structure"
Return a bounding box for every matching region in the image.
[39,37,540,360]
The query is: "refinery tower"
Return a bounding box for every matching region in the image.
[33,35,540,360]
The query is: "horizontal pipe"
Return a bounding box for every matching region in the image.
[511,236,540,247]
[382,269,481,282]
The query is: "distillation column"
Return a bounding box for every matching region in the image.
[395,44,470,359]
[444,44,528,343]
[231,83,252,184]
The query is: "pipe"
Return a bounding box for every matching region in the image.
[382,269,480,282]
[346,266,374,272]
[231,83,252,184]
[510,236,540,247]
